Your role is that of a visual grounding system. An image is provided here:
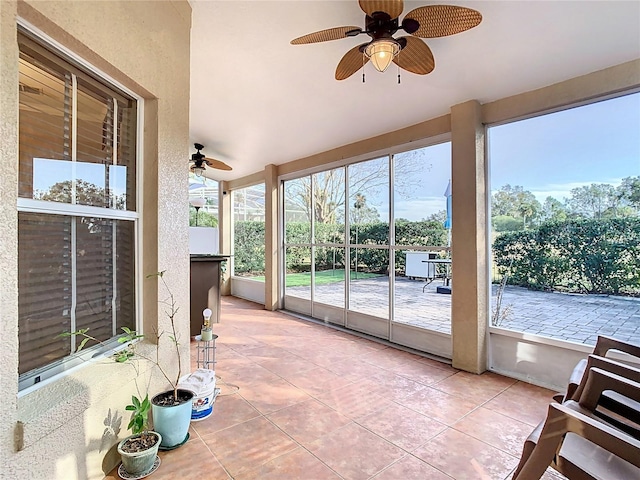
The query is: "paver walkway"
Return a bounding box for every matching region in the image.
[287,278,640,346]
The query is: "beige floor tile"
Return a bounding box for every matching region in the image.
[372,454,453,479]
[387,358,457,386]
[191,394,260,438]
[357,402,447,451]
[235,447,342,480]
[484,381,555,427]
[267,398,352,445]
[453,406,534,456]
[278,365,355,396]
[432,371,517,402]
[315,380,393,420]
[413,428,519,480]
[201,416,298,477]
[238,376,311,414]
[308,423,405,480]
[397,386,481,425]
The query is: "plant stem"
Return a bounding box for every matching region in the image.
[159,274,182,401]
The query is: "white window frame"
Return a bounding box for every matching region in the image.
[17,20,145,393]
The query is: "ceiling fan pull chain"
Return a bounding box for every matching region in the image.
[397,57,401,84]
[362,53,366,83]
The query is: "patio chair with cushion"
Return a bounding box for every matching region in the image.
[512,367,640,479]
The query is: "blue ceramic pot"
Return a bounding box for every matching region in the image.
[151,389,194,448]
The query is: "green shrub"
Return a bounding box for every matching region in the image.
[235,220,448,276]
[493,218,640,295]
[234,221,266,276]
[189,209,217,227]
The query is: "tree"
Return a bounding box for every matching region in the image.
[34,179,130,209]
[284,155,424,224]
[425,210,447,223]
[492,215,524,232]
[566,183,619,219]
[349,192,380,224]
[540,196,568,223]
[491,184,541,229]
[617,176,640,212]
[35,179,107,206]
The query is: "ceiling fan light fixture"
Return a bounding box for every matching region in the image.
[364,38,400,73]
[193,165,205,177]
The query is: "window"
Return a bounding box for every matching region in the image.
[232,184,266,277]
[489,93,640,345]
[17,30,139,390]
[189,173,219,227]
[282,142,453,341]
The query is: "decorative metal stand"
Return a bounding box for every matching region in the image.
[195,334,218,370]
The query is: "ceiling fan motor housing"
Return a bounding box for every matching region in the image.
[365,12,399,40]
[192,143,206,164]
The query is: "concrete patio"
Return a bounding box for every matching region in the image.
[287,277,640,346]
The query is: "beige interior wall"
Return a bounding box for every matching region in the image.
[0,1,192,479]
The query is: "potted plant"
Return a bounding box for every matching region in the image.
[146,271,194,449]
[62,270,194,452]
[117,395,161,476]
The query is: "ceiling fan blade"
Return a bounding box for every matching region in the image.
[404,5,482,38]
[393,36,434,75]
[335,44,369,80]
[204,157,233,171]
[291,26,362,45]
[359,0,403,19]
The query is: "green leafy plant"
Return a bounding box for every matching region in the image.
[492,218,640,295]
[60,270,186,405]
[125,395,151,435]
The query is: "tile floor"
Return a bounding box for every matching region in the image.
[106,297,566,480]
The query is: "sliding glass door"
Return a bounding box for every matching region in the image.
[282,143,452,357]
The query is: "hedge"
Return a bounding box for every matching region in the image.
[234,220,448,275]
[233,221,266,276]
[492,218,640,295]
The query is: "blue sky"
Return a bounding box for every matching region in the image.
[489,92,640,204]
[388,92,639,221]
[393,142,451,221]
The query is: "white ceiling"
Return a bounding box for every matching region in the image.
[189,0,640,182]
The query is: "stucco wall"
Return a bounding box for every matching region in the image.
[0,1,192,479]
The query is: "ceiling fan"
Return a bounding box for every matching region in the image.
[290,0,482,81]
[190,143,232,176]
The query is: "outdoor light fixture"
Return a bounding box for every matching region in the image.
[192,165,205,177]
[364,38,400,73]
[201,308,213,341]
[190,197,206,226]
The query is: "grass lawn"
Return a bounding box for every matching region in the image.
[252,268,381,287]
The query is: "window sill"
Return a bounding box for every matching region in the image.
[16,343,156,451]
